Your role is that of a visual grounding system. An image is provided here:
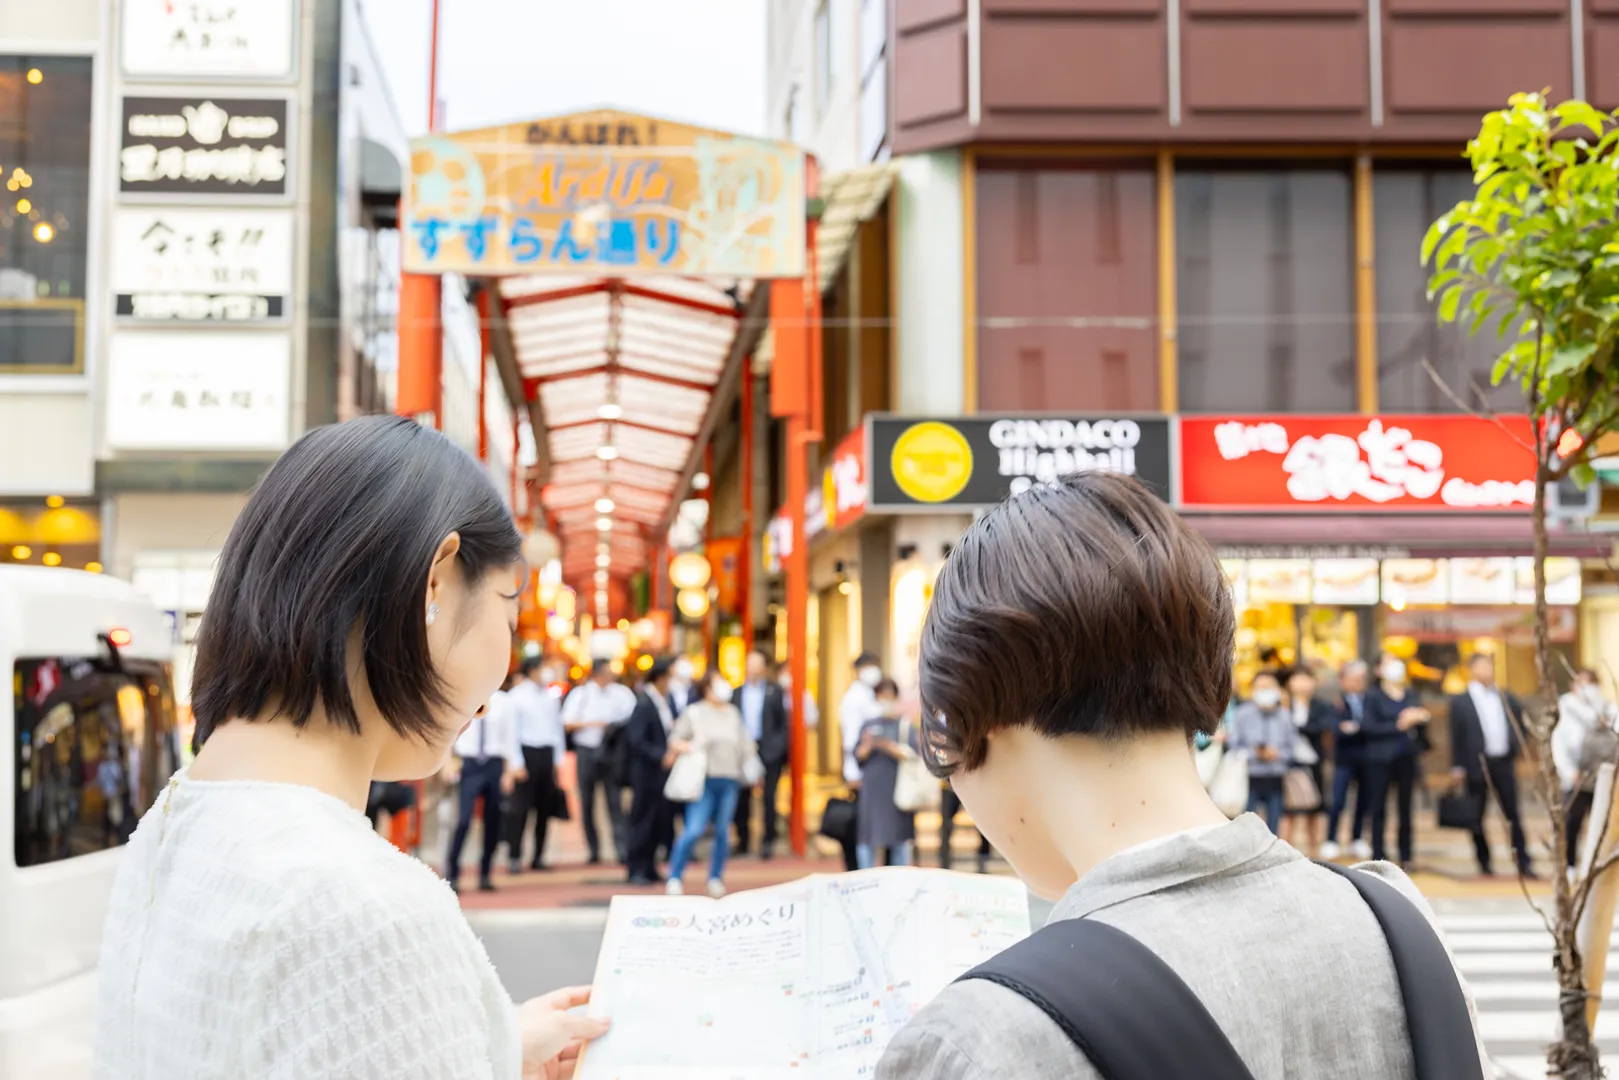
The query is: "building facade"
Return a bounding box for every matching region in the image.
[0,0,526,725]
[767,0,1619,768]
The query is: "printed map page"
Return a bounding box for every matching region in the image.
[573,869,1030,1080]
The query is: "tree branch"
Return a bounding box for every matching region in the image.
[1420,358,1538,454]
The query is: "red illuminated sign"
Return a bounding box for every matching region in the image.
[1177,415,1538,511]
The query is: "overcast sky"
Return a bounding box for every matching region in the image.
[360,0,769,138]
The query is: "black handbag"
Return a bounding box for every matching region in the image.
[819,796,858,844]
[1437,791,1484,831]
[548,786,571,822]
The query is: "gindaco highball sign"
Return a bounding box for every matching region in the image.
[402,109,806,278]
[866,416,1174,511]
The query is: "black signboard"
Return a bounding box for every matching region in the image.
[119,96,290,196]
[867,415,1173,510]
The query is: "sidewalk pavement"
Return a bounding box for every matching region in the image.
[428,771,1568,910]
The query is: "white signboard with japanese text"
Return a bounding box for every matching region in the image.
[106,331,290,450]
[122,0,299,82]
[112,207,294,323]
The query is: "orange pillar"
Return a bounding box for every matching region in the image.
[476,289,491,461]
[397,273,443,427]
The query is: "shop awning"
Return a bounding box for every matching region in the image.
[813,161,899,292]
[498,275,753,585]
[1184,513,1612,559]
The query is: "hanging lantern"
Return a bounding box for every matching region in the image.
[522,528,560,568]
[669,551,712,591]
[676,587,711,619]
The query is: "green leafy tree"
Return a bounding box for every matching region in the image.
[1426,90,1619,1079]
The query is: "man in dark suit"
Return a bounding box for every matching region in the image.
[1449,652,1533,878]
[734,649,790,859]
[624,657,677,886]
[1321,660,1371,860]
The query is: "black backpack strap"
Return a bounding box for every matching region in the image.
[1316,862,1484,1080]
[956,918,1255,1080]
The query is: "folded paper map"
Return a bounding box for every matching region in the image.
[573,868,1032,1080]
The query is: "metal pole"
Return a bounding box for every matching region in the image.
[739,357,755,646]
[427,0,442,133]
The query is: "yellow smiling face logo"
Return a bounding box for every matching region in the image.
[891,422,973,504]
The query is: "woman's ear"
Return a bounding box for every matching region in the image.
[425,531,463,612]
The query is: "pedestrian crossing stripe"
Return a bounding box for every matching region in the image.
[1432,911,1619,1080]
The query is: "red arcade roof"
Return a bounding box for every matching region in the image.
[499,274,752,585]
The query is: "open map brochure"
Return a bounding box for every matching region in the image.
[573,868,1031,1080]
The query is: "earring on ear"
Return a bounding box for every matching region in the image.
[426,602,439,627]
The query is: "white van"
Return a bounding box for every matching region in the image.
[0,567,178,1080]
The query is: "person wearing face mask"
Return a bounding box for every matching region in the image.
[1228,671,1294,834]
[835,653,885,872]
[1282,666,1335,854]
[1555,669,1619,871]
[505,656,566,874]
[663,669,757,898]
[667,658,696,718]
[1362,654,1430,868]
[855,678,921,868]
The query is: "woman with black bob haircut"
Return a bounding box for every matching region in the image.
[92,415,609,1080]
[876,470,1487,1080]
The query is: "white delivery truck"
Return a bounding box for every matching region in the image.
[0,566,178,1079]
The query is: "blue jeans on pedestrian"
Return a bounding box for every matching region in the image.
[668,777,741,883]
[1247,776,1284,835]
[856,841,914,869]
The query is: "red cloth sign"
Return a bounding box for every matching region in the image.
[1178,415,1538,511]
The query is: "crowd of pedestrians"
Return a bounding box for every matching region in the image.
[437,645,816,896]
[1206,643,1619,881]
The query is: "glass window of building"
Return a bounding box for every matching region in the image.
[0,56,93,374]
[976,163,1159,412]
[14,656,180,867]
[1176,166,1357,413]
[859,0,887,161]
[1374,164,1521,414]
[815,1,833,116]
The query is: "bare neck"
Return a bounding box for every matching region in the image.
[1033,729,1231,885]
[187,714,380,811]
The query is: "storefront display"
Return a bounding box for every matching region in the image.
[0,501,101,571]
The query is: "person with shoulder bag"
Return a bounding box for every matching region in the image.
[663,669,757,898]
[1557,668,1619,871]
[855,679,925,868]
[875,471,1488,1080]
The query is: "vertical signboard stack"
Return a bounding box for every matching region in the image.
[108,0,301,453]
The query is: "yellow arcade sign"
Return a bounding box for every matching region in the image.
[890,422,973,504]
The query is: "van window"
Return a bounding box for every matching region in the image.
[13,656,180,868]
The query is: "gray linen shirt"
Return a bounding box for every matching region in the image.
[876,815,1490,1079]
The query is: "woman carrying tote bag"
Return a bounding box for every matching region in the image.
[854,679,921,868]
[663,669,757,898]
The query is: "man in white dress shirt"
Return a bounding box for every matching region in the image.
[1448,653,1532,878]
[562,659,637,864]
[506,657,566,874]
[835,652,884,872]
[444,677,525,892]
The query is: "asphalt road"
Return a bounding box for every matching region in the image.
[472,892,1059,1002]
